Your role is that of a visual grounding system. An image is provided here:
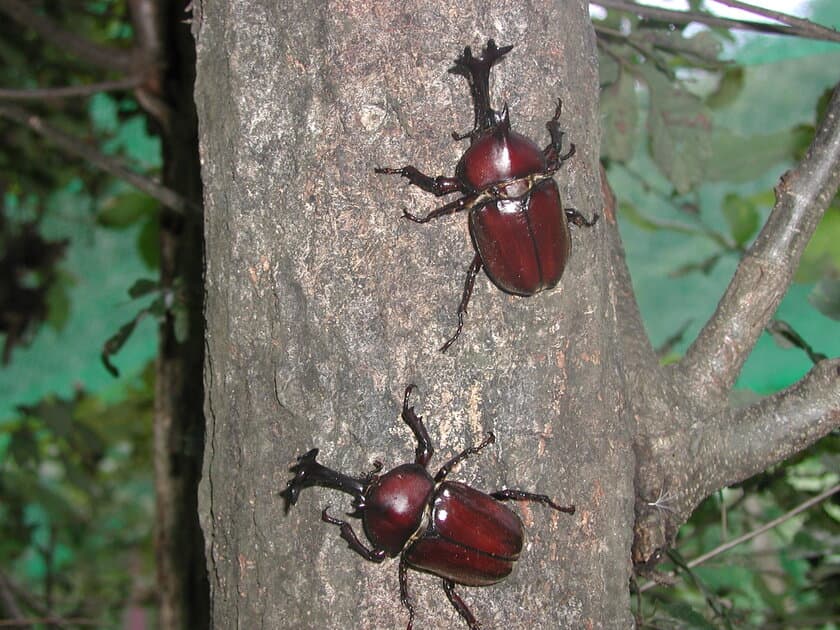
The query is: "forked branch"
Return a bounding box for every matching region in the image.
[691,359,840,498]
[679,84,840,401]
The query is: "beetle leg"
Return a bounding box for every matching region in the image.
[402,385,434,468]
[544,98,576,170]
[564,208,599,228]
[375,166,466,197]
[321,507,387,562]
[399,555,416,630]
[402,193,477,224]
[434,431,495,483]
[443,579,481,630]
[440,253,483,352]
[489,489,576,515]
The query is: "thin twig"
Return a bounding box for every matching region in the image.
[711,0,839,39]
[0,103,193,214]
[0,0,135,72]
[639,482,840,593]
[0,570,27,628]
[592,0,840,44]
[0,77,144,101]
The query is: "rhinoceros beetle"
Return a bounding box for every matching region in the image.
[376,39,598,351]
[281,385,574,629]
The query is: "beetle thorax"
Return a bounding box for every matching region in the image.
[361,463,435,557]
[458,127,546,190]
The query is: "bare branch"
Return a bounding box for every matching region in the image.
[693,358,840,496]
[680,84,840,400]
[0,0,135,73]
[0,103,194,214]
[0,570,27,628]
[592,0,840,44]
[711,0,840,41]
[0,77,144,101]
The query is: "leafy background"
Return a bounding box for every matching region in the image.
[1,1,839,628]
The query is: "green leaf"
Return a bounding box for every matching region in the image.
[128,278,160,299]
[797,209,840,283]
[808,276,840,321]
[9,425,39,468]
[639,63,712,193]
[101,311,147,377]
[45,275,72,332]
[705,127,808,183]
[137,216,160,269]
[35,397,77,440]
[659,601,717,629]
[97,191,158,228]
[620,202,732,249]
[88,92,119,134]
[722,193,760,247]
[706,67,744,109]
[601,70,638,162]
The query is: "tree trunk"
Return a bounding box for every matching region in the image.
[194,1,840,628]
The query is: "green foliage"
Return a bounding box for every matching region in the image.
[595,5,840,627]
[595,11,840,391]
[0,4,161,418]
[637,437,840,628]
[101,277,190,377]
[0,4,162,623]
[0,364,156,627]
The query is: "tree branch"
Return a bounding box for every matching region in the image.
[711,0,840,41]
[592,0,840,44]
[693,358,840,496]
[0,77,144,101]
[679,84,840,400]
[0,103,194,214]
[0,0,136,73]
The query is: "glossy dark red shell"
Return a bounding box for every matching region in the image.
[362,463,434,557]
[457,128,546,189]
[456,125,570,296]
[404,481,524,586]
[470,179,571,295]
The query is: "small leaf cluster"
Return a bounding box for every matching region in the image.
[0,365,156,627]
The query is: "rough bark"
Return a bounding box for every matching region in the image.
[194,0,840,628]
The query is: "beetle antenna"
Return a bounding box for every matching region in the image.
[449,39,513,137]
[281,448,366,513]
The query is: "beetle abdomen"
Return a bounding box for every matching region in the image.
[404,481,524,586]
[470,179,571,295]
[405,535,516,586]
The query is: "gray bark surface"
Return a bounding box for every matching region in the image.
[193,1,840,628]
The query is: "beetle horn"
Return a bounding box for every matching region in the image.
[492,104,511,136]
[449,39,513,136]
[280,448,367,513]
